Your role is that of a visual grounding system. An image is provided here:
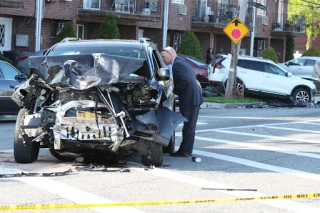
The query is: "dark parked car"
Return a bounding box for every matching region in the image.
[178,54,209,88]
[12,38,186,167]
[0,60,27,115]
[18,48,49,75]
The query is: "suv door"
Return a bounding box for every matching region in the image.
[262,62,292,95]
[237,59,266,91]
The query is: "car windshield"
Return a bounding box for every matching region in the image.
[46,44,146,59]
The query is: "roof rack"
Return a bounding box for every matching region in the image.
[60,37,81,43]
[139,37,152,43]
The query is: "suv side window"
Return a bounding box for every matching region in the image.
[238,59,264,72]
[263,63,286,76]
[305,59,316,66]
[290,59,305,66]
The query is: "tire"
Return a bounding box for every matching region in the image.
[224,78,245,96]
[163,131,175,153]
[142,142,163,167]
[292,88,310,103]
[14,108,39,163]
[49,149,76,162]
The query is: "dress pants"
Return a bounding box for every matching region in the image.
[177,104,200,154]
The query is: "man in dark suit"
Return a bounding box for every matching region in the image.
[161,47,203,157]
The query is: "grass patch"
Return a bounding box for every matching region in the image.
[203,96,264,103]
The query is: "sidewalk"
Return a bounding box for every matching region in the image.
[200,96,320,109]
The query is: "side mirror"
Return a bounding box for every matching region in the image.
[157,68,170,80]
[286,72,292,77]
[15,73,28,81]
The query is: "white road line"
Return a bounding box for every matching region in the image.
[195,121,307,131]
[198,116,320,122]
[178,121,207,127]
[14,176,144,213]
[177,134,320,160]
[173,143,320,182]
[129,163,320,213]
[0,149,13,153]
[262,125,320,134]
[301,121,320,126]
[212,129,320,144]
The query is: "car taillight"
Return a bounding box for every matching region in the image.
[214,62,222,68]
[19,56,28,61]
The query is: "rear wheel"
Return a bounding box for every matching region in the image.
[224,78,245,97]
[142,142,163,167]
[14,108,39,163]
[292,88,310,103]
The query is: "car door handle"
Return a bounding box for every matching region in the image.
[9,85,15,89]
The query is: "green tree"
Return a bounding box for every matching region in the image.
[288,0,319,49]
[176,31,203,61]
[54,23,76,44]
[302,46,320,56]
[260,47,278,63]
[285,35,295,61]
[99,14,120,39]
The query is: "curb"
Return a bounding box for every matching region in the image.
[200,102,265,109]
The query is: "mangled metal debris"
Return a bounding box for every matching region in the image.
[12,53,186,167]
[0,169,72,178]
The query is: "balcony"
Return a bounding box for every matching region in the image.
[0,0,23,8]
[78,0,161,22]
[271,13,306,37]
[191,2,240,29]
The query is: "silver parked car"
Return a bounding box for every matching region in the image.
[0,60,27,115]
[279,56,320,79]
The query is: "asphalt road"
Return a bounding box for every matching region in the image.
[1,106,320,213]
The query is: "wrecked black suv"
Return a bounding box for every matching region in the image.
[11,38,186,166]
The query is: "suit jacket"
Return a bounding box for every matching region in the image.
[172,56,203,112]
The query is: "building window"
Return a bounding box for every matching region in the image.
[172,0,184,4]
[83,0,100,10]
[256,0,266,16]
[77,24,84,40]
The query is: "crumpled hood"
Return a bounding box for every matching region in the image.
[29,53,147,90]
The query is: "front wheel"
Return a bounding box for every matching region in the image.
[142,142,163,167]
[14,108,39,163]
[292,88,310,103]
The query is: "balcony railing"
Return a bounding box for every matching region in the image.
[82,0,161,16]
[192,2,240,25]
[0,0,23,8]
[271,13,305,33]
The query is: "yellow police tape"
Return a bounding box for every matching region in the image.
[1,193,319,210]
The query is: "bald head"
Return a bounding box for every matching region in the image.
[161,46,177,65]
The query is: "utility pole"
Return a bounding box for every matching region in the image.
[225,0,248,98]
[35,0,43,51]
[162,0,169,49]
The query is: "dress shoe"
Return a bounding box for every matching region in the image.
[169,152,192,157]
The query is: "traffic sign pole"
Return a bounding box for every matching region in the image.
[223,16,249,98]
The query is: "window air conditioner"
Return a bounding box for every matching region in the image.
[262,16,268,25]
[179,4,187,15]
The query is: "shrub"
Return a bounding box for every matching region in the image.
[99,14,120,39]
[0,52,12,64]
[260,47,278,63]
[285,35,295,61]
[302,46,320,56]
[54,23,76,44]
[176,31,203,61]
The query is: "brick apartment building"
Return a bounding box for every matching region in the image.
[0,0,306,62]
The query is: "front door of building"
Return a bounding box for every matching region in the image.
[0,17,13,52]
